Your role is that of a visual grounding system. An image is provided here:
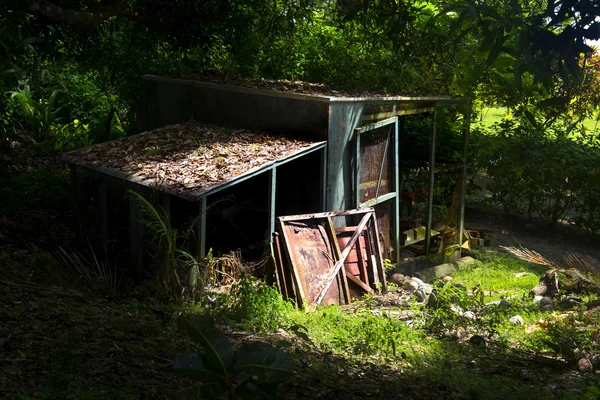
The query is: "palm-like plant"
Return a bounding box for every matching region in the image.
[7,82,61,135]
[130,191,208,301]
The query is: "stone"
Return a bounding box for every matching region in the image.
[450,304,463,314]
[509,315,525,325]
[390,273,405,285]
[414,256,477,283]
[540,297,554,307]
[415,283,433,302]
[533,296,544,303]
[590,354,600,369]
[542,304,554,311]
[577,358,593,373]
[403,279,420,292]
[561,295,584,308]
[444,329,467,341]
[530,283,548,296]
[442,276,453,283]
[462,311,477,321]
[486,299,512,309]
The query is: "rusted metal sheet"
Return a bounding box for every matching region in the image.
[274,208,386,306]
[278,219,346,306]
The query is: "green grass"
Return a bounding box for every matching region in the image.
[2,247,599,400]
[451,248,547,299]
[475,106,600,134]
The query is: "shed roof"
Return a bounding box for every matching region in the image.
[145,75,463,104]
[63,121,325,201]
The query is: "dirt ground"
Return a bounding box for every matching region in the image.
[464,205,600,267]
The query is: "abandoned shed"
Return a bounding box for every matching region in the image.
[63,75,470,280]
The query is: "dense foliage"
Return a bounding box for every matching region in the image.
[2,0,600,228]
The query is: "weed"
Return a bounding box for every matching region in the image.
[214,274,293,332]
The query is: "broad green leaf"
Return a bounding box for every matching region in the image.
[184,316,233,375]
[234,343,295,384]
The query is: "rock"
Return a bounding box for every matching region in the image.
[486,299,512,309]
[533,296,544,304]
[577,358,593,373]
[444,329,467,341]
[531,269,600,298]
[414,256,477,283]
[531,283,549,296]
[415,283,433,302]
[540,297,554,307]
[403,278,421,292]
[509,315,525,325]
[561,295,584,308]
[450,304,463,314]
[462,311,477,321]
[442,276,453,283]
[469,335,486,347]
[390,273,405,285]
[590,354,600,369]
[542,304,554,311]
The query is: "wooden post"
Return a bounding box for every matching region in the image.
[198,196,207,258]
[458,103,471,254]
[129,191,144,281]
[268,167,276,242]
[425,108,438,258]
[98,179,108,251]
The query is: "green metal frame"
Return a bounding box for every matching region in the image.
[353,117,400,261]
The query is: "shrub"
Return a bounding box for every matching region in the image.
[473,119,600,231]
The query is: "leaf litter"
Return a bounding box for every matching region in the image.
[66,121,319,197]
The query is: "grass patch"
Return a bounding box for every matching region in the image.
[451,248,547,300]
[2,247,599,399]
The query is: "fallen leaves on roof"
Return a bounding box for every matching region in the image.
[66,121,318,197]
[176,75,435,98]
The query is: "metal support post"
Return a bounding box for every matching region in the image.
[425,108,438,257]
